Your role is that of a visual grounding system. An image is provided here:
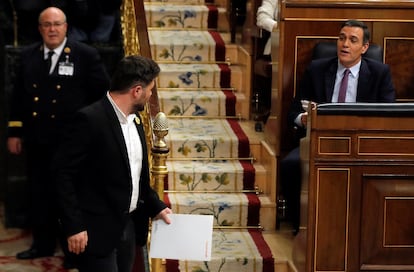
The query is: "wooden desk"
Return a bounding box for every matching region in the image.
[296,103,414,272]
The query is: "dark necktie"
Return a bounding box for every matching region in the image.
[338,68,350,102]
[46,50,54,74]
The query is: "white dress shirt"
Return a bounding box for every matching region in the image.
[107,92,142,212]
[44,37,67,74]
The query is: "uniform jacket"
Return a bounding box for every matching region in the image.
[7,38,110,145]
[288,56,396,135]
[53,96,167,256]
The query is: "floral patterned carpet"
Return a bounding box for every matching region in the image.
[145,0,276,271]
[0,204,74,272]
[165,229,274,272]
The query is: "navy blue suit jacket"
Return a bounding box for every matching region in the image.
[53,96,167,256]
[8,38,110,145]
[288,57,395,134]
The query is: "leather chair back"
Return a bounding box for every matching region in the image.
[312,41,383,63]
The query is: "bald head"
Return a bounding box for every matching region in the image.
[38,7,67,49]
[39,7,67,23]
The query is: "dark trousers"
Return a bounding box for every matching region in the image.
[78,217,136,272]
[26,142,77,263]
[279,146,301,232]
[26,143,58,253]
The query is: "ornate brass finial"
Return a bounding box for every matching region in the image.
[152,112,169,148]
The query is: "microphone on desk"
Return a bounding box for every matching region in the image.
[152,112,169,148]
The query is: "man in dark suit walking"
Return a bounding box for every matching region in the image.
[6,6,110,264]
[53,55,172,272]
[280,19,395,234]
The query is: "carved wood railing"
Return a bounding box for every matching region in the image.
[120,0,162,148]
[120,2,167,271]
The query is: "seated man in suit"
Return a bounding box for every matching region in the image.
[280,19,395,235]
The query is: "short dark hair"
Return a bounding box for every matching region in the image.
[341,19,370,44]
[110,55,160,92]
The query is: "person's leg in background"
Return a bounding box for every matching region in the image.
[90,11,118,43]
[17,143,56,259]
[279,146,301,235]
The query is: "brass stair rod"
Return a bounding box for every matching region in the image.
[167,115,245,121]
[156,60,232,65]
[167,157,255,162]
[213,226,263,230]
[148,27,219,31]
[165,189,260,194]
[157,87,237,91]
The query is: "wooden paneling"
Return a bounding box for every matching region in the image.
[298,105,414,272]
[361,176,414,269]
[384,38,414,101]
[315,169,349,271]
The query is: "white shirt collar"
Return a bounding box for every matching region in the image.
[44,37,67,59]
[106,91,137,124]
[338,59,361,78]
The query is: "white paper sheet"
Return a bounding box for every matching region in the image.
[149,213,213,261]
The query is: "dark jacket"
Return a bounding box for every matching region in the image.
[53,96,167,256]
[65,0,122,31]
[7,38,110,145]
[288,57,395,136]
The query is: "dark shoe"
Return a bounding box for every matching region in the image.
[16,248,54,259]
[63,256,78,269]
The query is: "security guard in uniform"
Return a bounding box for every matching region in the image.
[6,7,110,266]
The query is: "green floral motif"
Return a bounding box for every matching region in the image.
[165,68,209,90]
[188,200,234,226]
[191,259,226,272]
[167,81,179,88]
[177,138,224,158]
[169,92,211,116]
[191,233,254,272]
[177,139,192,156]
[190,233,250,271]
[191,257,248,272]
[195,139,217,157]
[154,9,197,28]
[158,44,204,61]
[178,69,208,88]
[179,170,229,191]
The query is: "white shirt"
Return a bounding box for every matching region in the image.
[44,37,67,74]
[107,92,143,212]
[256,0,279,55]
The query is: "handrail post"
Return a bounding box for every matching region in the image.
[150,112,170,272]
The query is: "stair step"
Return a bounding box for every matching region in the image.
[166,160,255,191]
[157,63,228,89]
[166,118,250,159]
[165,192,260,227]
[144,0,278,271]
[259,195,277,230]
[159,89,234,117]
[146,0,206,4]
[149,30,226,62]
[145,4,213,29]
[165,229,274,272]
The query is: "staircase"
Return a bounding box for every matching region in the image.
[142,0,278,271]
